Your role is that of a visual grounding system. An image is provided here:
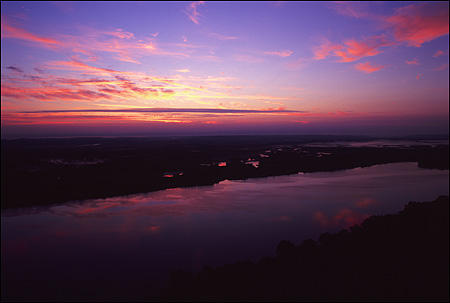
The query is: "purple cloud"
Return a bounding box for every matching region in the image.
[6,66,24,73]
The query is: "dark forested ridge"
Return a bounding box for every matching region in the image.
[2,135,449,209]
[154,195,449,302]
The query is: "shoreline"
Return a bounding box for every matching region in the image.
[2,136,448,209]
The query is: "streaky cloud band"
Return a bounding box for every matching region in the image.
[21,108,308,114]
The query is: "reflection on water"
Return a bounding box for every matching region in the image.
[1,162,449,302]
[244,160,260,167]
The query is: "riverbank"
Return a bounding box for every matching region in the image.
[2,135,448,209]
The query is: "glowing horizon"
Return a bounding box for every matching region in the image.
[1,1,449,138]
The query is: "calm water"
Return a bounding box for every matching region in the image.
[1,162,449,301]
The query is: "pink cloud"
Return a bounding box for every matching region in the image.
[314,2,448,64]
[333,209,367,226]
[433,63,449,71]
[264,50,293,57]
[184,1,205,24]
[313,35,393,62]
[147,225,161,233]
[327,1,369,18]
[267,216,291,222]
[283,58,305,70]
[406,58,420,65]
[43,58,124,75]
[113,52,141,64]
[101,28,135,39]
[203,31,237,40]
[355,198,378,209]
[233,54,264,63]
[386,2,449,47]
[312,39,343,60]
[2,20,192,65]
[1,84,112,102]
[280,87,304,91]
[1,19,62,48]
[355,62,387,73]
[433,50,445,57]
[72,48,99,62]
[1,68,166,104]
[416,73,422,80]
[272,1,287,8]
[314,208,368,228]
[337,35,393,62]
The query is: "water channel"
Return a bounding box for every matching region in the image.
[1,162,448,301]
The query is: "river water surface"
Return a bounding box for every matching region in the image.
[1,162,449,301]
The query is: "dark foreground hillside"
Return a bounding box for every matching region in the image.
[154,196,449,302]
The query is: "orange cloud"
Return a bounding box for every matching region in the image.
[386,2,449,47]
[2,106,315,129]
[2,111,201,126]
[355,62,387,73]
[2,66,301,111]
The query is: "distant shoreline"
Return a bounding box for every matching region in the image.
[2,135,449,209]
[2,133,449,140]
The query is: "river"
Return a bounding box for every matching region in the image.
[1,162,448,301]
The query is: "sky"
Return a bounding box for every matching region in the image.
[1,1,449,138]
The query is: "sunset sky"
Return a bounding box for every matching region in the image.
[1,1,449,138]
